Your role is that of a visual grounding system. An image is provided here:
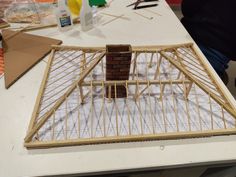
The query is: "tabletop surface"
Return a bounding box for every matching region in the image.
[1,1,236,177]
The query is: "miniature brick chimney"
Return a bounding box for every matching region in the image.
[106,45,132,98]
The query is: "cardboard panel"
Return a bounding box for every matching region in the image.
[3,30,62,88]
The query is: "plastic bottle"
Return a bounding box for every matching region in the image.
[80,0,93,31]
[92,6,98,25]
[56,0,73,31]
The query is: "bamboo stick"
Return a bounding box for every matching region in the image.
[132,52,139,80]
[147,81,156,134]
[125,81,132,135]
[81,80,190,86]
[114,83,119,136]
[77,85,81,138]
[193,84,202,131]
[182,77,191,131]
[221,105,227,129]
[90,81,94,137]
[208,94,214,130]
[159,81,167,133]
[101,81,106,137]
[102,14,125,26]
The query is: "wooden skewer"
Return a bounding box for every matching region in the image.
[100,12,128,20]
[170,69,179,132]
[134,12,153,20]
[125,81,132,135]
[135,81,144,135]
[90,81,94,137]
[102,14,125,26]
[208,94,214,130]
[114,83,119,136]
[77,85,81,138]
[52,110,56,140]
[144,8,162,16]
[182,77,191,131]
[159,81,167,133]
[102,81,106,137]
[193,84,203,131]
[221,105,227,129]
[147,81,156,134]
[65,97,68,139]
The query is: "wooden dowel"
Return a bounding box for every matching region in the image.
[144,8,162,16]
[125,81,132,135]
[25,128,236,148]
[90,81,94,137]
[148,53,154,68]
[102,14,125,26]
[100,12,128,20]
[108,85,112,102]
[77,85,81,138]
[114,83,119,136]
[208,94,214,130]
[102,81,106,137]
[159,81,167,133]
[52,110,56,140]
[132,52,139,80]
[134,12,153,20]
[170,72,179,132]
[135,81,144,135]
[185,82,193,98]
[147,81,155,134]
[221,105,227,129]
[154,55,162,80]
[182,78,191,131]
[193,84,202,131]
[65,97,68,139]
[81,80,191,86]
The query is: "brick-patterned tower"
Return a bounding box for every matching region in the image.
[106,45,132,98]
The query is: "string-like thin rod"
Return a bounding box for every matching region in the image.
[125,81,132,135]
[182,77,191,131]
[221,105,227,129]
[208,94,214,130]
[102,81,106,137]
[170,71,179,132]
[159,81,167,132]
[114,83,119,136]
[193,84,203,131]
[147,81,156,134]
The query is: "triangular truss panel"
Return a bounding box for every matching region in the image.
[24,43,236,148]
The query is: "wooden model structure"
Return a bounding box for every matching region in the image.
[24,43,236,148]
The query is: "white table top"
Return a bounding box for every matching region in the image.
[1,1,236,177]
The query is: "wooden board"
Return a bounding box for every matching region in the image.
[2,29,62,89]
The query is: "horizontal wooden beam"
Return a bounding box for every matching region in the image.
[80,80,191,86]
[25,128,236,149]
[51,43,194,53]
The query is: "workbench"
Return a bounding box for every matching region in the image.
[1,1,236,176]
